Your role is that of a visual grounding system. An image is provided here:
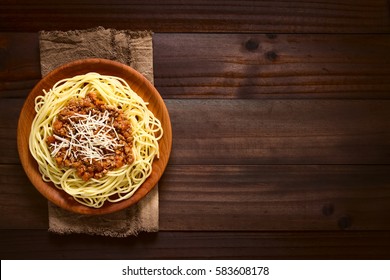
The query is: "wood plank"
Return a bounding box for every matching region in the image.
[0,99,22,164]
[0,33,41,98]
[0,33,41,80]
[154,33,390,99]
[0,165,48,229]
[159,165,390,231]
[2,98,390,165]
[1,230,390,259]
[166,99,390,165]
[2,164,390,231]
[2,33,390,99]
[0,0,389,33]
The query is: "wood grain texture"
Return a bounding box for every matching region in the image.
[0,165,48,229]
[166,99,390,165]
[2,164,390,231]
[2,33,390,99]
[0,33,41,98]
[154,33,390,99]
[1,230,390,259]
[3,98,390,165]
[159,165,390,231]
[1,19,390,260]
[0,0,389,33]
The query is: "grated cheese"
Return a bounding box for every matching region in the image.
[50,110,123,163]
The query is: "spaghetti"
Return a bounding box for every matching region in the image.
[29,72,163,208]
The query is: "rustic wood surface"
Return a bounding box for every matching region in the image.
[1,0,389,33]
[1,0,390,259]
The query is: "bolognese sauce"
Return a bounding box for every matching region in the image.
[47,92,134,181]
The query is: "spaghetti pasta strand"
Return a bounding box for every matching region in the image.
[29,73,163,208]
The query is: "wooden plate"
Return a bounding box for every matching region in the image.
[17,58,172,215]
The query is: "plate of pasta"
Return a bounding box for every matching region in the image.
[17,58,172,215]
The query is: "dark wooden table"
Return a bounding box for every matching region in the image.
[1,0,390,259]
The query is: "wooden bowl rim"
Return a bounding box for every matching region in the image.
[17,58,172,215]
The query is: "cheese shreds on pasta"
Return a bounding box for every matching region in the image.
[29,73,163,208]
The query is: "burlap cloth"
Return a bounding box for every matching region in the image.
[39,27,158,237]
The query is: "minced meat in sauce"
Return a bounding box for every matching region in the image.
[47,92,134,181]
